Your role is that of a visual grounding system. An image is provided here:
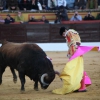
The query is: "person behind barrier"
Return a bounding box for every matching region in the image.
[70,11,82,21]
[55,5,69,23]
[15,11,25,23]
[96,13,100,20]
[4,14,15,24]
[28,16,39,22]
[83,12,95,20]
[39,15,49,23]
[0,16,5,24]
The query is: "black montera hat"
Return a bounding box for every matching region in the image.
[59,26,66,36]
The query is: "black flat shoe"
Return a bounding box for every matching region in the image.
[74,90,87,92]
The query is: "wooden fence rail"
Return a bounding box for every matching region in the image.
[0,21,100,43]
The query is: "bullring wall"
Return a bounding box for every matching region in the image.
[0,20,100,43]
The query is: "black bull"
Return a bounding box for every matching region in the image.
[0,41,58,91]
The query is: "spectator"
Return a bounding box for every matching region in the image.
[15,11,25,23]
[39,15,49,23]
[98,0,100,9]
[55,6,69,22]
[0,16,5,24]
[37,0,42,10]
[0,0,7,10]
[96,13,100,20]
[17,0,22,10]
[28,16,38,22]
[6,0,18,10]
[56,0,67,9]
[20,0,31,11]
[75,0,87,9]
[86,0,98,9]
[66,0,75,10]
[4,14,15,24]
[39,0,48,10]
[83,12,95,20]
[30,0,39,10]
[48,0,57,10]
[70,11,82,21]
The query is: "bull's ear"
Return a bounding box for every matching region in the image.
[55,71,60,76]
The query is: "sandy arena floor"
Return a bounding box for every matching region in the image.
[0,51,100,100]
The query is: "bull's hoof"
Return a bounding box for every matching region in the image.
[0,81,2,85]
[20,91,25,94]
[13,78,17,83]
[34,87,38,91]
[20,89,25,94]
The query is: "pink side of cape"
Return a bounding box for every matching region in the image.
[69,46,99,61]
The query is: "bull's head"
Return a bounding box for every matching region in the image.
[40,71,60,89]
[37,57,60,89]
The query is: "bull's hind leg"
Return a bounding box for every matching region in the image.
[10,67,17,83]
[0,53,5,85]
[34,80,38,91]
[0,68,2,85]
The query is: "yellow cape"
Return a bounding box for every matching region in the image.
[52,56,83,94]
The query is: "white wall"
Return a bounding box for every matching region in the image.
[0,42,100,51]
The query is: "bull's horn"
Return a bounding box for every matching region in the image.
[41,73,49,86]
[55,71,60,76]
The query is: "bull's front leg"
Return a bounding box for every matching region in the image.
[19,72,25,92]
[34,80,38,91]
[0,74,2,85]
[0,68,2,85]
[0,67,6,85]
[10,67,17,83]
